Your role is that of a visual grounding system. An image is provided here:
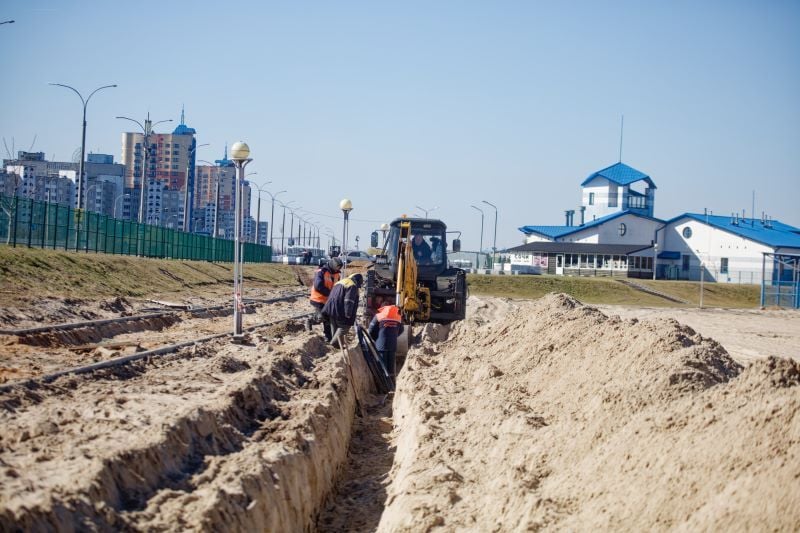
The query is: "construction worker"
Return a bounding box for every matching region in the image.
[368,304,404,388]
[322,272,364,346]
[412,234,432,264]
[310,257,343,341]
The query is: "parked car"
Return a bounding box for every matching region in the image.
[342,250,374,263]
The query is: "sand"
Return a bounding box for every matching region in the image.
[1,293,798,531]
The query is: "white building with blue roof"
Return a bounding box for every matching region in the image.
[657,213,800,284]
[511,161,800,284]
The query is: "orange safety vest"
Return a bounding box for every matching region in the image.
[375,305,402,325]
[310,269,341,304]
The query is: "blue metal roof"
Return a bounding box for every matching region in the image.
[518,225,573,239]
[672,213,800,249]
[580,162,656,189]
[519,211,664,239]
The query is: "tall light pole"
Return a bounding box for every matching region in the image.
[49,83,117,211]
[482,200,498,269]
[251,180,272,245]
[471,204,484,270]
[116,113,172,223]
[114,193,129,218]
[265,189,286,256]
[183,142,209,233]
[340,198,353,274]
[278,200,296,257]
[230,141,252,341]
[415,205,438,218]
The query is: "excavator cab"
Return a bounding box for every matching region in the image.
[364,217,467,328]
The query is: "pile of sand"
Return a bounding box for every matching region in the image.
[380,294,800,531]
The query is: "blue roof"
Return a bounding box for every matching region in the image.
[581,162,656,189]
[518,225,573,239]
[672,213,800,249]
[172,106,196,135]
[520,210,664,239]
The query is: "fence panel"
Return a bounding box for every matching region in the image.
[0,194,271,263]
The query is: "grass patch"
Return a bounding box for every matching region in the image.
[0,247,298,301]
[0,247,761,309]
[467,273,761,308]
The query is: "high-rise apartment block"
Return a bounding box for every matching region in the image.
[120,110,197,226]
[2,151,124,213]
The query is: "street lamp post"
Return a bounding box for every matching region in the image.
[279,200,296,257]
[116,113,172,224]
[114,193,129,218]
[380,223,389,246]
[415,205,438,218]
[265,189,286,258]
[230,141,252,341]
[482,200,498,269]
[471,204,484,270]
[252,181,274,245]
[49,83,117,212]
[183,143,209,233]
[340,198,353,274]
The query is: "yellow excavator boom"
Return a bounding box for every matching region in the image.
[395,221,430,323]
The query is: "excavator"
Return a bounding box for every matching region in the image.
[363,217,468,352]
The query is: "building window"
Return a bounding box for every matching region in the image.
[720,258,729,274]
[682,255,691,271]
[618,222,626,236]
[682,227,692,239]
[608,184,618,207]
[588,192,595,205]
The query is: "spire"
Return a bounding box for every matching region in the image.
[214,143,234,167]
[171,105,196,135]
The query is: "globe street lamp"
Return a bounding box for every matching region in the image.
[471,205,484,270]
[116,113,172,224]
[340,198,353,274]
[230,141,252,341]
[183,142,209,233]
[482,200,498,269]
[49,82,117,212]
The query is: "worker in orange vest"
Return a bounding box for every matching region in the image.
[310,256,343,341]
[368,304,404,388]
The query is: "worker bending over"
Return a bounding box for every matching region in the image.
[368,304,404,389]
[309,257,343,341]
[322,273,363,346]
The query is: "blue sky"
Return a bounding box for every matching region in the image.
[1,0,798,252]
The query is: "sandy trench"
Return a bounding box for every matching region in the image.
[0,293,798,531]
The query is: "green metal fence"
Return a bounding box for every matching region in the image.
[0,194,272,263]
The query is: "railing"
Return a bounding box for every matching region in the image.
[0,194,271,263]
